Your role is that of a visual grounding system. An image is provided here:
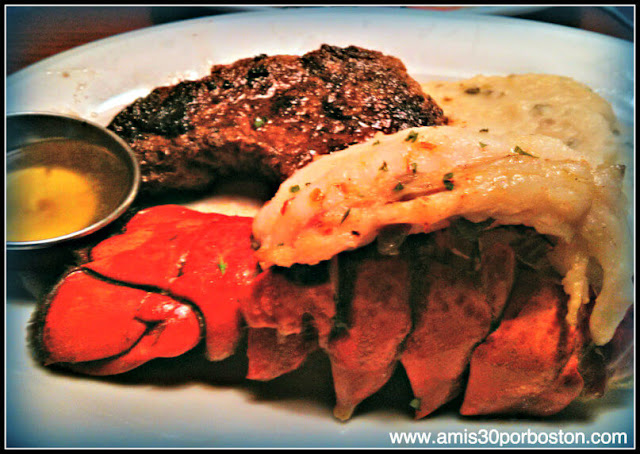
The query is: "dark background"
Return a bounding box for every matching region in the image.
[5,6,634,76]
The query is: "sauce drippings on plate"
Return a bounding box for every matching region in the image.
[6,139,131,242]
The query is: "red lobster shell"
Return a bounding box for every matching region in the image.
[30,205,633,420]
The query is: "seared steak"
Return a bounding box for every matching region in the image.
[108,45,446,195]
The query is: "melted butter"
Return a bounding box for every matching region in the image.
[6,138,132,243]
[7,167,99,242]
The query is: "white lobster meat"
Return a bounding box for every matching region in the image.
[253,126,632,346]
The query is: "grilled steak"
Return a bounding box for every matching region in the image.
[108,45,446,195]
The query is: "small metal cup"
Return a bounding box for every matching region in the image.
[6,112,140,298]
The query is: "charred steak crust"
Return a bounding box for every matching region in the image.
[108,45,446,194]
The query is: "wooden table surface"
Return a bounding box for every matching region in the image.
[6,6,634,76]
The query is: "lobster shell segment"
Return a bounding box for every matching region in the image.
[35,269,201,376]
[30,205,633,420]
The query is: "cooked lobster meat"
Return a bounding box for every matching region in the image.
[252,125,632,348]
[107,45,446,195]
[30,204,632,420]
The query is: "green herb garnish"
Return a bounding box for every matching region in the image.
[253,117,267,129]
[217,259,228,275]
[379,161,389,172]
[393,182,404,191]
[290,184,300,193]
[443,172,454,190]
[373,139,381,146]
[513,145,537,158]
[341,208,351,224]
[405,131,419,142]
[479,141,488,148]
[409,398,421,410]
[410,162,418,173]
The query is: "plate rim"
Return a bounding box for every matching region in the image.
[7,6,633,83]
[6,6,636,449]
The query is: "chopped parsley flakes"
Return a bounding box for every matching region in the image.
[513,145,537,158]
[443,172,455,190]
[341,208,351,224]
[217,259,228,275]
[253,117,266,129]
[405,131,419,142]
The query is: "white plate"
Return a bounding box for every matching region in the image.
[6,7,635,448]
